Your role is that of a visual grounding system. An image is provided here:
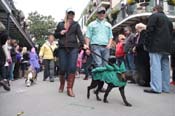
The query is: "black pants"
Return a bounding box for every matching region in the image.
[82,55,93,78]
[0,66,9,81]
[14,61,21,79]
[135,50,150,86]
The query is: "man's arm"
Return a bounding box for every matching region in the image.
[107,25,114,49]
[85,23,92,48]
[85,37,90,48]
[106,38,113,49]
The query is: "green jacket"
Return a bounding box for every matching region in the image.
[92,62,127,87]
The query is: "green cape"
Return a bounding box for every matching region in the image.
[92,62,127,87]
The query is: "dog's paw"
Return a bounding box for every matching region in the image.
[103,99,109,103]
[125,102,132,107]
[87,88,90,99]
[87,94,90,99]
[97,98,102,101]
[94,90,97,94]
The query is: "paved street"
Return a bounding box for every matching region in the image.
[0,72,175,116]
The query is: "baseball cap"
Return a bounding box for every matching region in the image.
[66,8,75,15]
[97,7,106,13]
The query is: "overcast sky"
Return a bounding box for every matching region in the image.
[14,0,90,22]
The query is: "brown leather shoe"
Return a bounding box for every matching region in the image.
[67,74,75,97]
[67,88,75,97]
[59,75,65,93]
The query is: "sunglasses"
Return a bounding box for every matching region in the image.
[68,11,75,15]
[97,11,106,14]
[124,30,129,32]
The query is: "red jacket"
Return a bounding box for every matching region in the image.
[115,42,125,58]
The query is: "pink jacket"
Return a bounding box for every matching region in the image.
[76,50,84,68]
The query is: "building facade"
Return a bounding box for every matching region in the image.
[79,0,175,37]
[0,0,34,48]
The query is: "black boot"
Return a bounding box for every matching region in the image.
[0,80,10,91]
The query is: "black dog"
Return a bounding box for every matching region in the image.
[87,57,132,107]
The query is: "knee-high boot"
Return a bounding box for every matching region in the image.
[67,74,75,97]
[59,75,65,93]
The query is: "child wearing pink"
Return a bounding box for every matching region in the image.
[76,49,84,76]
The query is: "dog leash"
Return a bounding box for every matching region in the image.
[85,48,113,66]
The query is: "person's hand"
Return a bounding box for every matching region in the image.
[83,44,89,50]
[132,46,136,53]
[39,58,43,64]
[106,44,111,49]
[7,59,12,64]
[85,49,91,55]
[60,30,67,35]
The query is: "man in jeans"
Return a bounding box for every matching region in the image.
[39,34,57,82]
[144,5,173,94]
[123,26,136,83]
[85,6,113,92]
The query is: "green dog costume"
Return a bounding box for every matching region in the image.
[92,62,127,87]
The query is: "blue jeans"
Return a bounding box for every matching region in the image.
[58,48,78,76]
[9,63,15,80]
[116,56,126,66]
[91,45,110,67]
[125,53,135,71]
[149,53,170,92]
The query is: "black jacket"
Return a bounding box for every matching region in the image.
[54,21,84,48]
[124,33,135,53]
[135,30,147,53]
[171,32,175,67]
[0,31,8,67]
[10,47,17,63]
[145,12,173,54]
[21,52,30,63]
[0,47,6,67]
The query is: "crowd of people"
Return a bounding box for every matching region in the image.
[1,5,175,98]
[0,23,40,91]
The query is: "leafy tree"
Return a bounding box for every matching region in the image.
[167,0,175,6]
[27,11,56,45]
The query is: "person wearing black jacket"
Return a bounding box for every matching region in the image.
[21,47,30,78]
[144,6,173,94]
[123,26,136,83]
[133,23,150,86]
[0,31,10,91]
[170,29,175,85]
[54,8,85,97]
